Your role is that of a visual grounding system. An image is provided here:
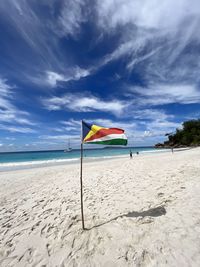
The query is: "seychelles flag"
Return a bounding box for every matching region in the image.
[82,121,128,146]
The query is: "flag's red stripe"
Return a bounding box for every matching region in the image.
[84,128,124,142]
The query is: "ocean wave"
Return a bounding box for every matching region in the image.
[0,154,130,170]
[0,158,80,171]
[0,149,174,171]
[0,158,79,166]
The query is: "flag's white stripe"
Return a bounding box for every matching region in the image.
[85,133,127,143]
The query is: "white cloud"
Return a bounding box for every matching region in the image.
[5,137,16,140]
[148,120,181,130]
[0,125,36,133]
[1,0,200,86]
[95,0,200,86]
[2,0,199,91]
[39,134,80,142]
[96,0,200,32]
[15,118,36,126]
[42,93,128,115]
[0,0,91,87]
[0,0,52,59]
[44,67,90,87]
[0,78,12,96]
[0,77,36,128]
[129,84,200,106]
[55,0,85,37]
[59,119,81,132]
[45,72,66,87]
[131,109,174,121]
[144,120,182,138]
[61,119,81,127]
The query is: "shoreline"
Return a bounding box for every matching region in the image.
[0,148,176,172]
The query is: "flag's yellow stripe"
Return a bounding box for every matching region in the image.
[83,124,108,142]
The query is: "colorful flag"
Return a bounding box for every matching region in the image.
[82,121,128,146]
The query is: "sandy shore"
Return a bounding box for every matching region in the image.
[0,148,200,266]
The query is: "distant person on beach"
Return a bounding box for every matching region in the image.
[171,147,174,153]
[136,151,139,155]
[130,150,133,159]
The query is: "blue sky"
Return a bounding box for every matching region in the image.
[0,0,200,152]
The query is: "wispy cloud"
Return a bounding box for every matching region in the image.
[58,119,81,132]
[95,0,200,87]
[0,1,199,150]
[30,68,90,88]
[39,134,80,143]
[42,93,128,115]
[128,108,174,121]
[0,0,92,87]
[54,0,86,38]
[2,0,199,90]
[0,77,36,130]
[96,0,200,32]
[0,124,36,133]
[0,0,67,66]
[61,119,81,127]
[44,68,90,87]
[128,84,200,106]
[5,137,16,140]
[143,120,182,138]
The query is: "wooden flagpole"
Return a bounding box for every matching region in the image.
[80,121,85,230]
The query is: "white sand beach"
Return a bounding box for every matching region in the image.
[0,148,200,267]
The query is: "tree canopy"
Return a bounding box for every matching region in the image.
[156,119,200,147]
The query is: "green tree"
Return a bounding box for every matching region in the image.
[162,119,200,147]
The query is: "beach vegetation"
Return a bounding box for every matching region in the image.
[156,119,200,147]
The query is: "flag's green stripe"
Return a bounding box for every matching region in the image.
[86,138,128,146]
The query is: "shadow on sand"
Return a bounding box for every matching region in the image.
[86,206,166,230]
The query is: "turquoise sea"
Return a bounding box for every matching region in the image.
[0,147,169,171]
